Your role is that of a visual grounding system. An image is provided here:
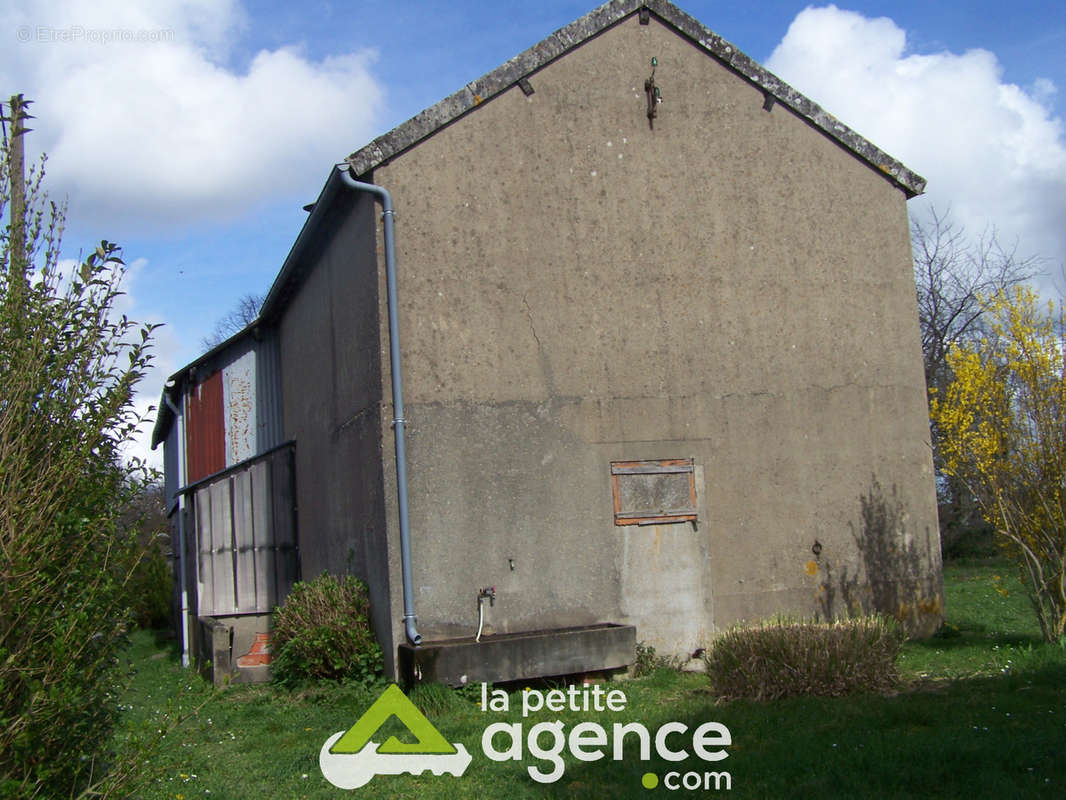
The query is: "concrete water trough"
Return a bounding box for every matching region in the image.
[397,623,636,687]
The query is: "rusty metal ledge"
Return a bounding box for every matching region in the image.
[398,623,636,687]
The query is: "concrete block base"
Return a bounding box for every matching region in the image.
[196,615,274,686]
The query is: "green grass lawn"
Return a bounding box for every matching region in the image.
[114,559,1066,799]
[899,559,1062,680]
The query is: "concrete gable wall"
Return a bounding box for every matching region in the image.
[277,189,398,675]
[360,14,940,660]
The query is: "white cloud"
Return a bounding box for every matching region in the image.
[766,5,1066,285]
[1,1,387,472]
[1031,78,1058,107]
[2,0,384,229]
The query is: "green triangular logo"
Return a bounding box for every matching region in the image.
[329,684,457,755]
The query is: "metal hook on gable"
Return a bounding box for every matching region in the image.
[644,57,661,128]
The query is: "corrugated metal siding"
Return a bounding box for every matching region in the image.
[223,349,257,464]
[255,329,284,451]
[181,329,283,484]
[163,325,283,500]
[186,371,225,483]
[193,445,298,615]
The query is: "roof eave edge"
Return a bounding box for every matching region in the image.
[345,0,925,197]
[345,0,644,176]
[644,0,925,197]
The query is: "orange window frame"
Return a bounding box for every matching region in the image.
[611,458,697,526]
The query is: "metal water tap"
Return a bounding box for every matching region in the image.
[478,586,496,607]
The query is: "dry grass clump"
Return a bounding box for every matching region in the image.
[704,616,904,700]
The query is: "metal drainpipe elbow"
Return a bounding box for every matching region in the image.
[405,615,422,646]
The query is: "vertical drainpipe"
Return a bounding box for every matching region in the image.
[336,166,422,646]
[164,388,191,667]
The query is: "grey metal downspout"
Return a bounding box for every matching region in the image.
[336,166,422,647]
[163,389,191,667]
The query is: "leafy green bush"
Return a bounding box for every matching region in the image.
[704,616,904,701]
[271,573,383,688]
[1,114,158,798]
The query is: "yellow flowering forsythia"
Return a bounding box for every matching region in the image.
[931,286,1066,641]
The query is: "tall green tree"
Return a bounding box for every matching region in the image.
[1,100,158,797]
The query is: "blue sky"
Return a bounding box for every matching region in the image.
[2,0,1064,467]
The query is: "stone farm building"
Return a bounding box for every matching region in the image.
[153,0,942,685]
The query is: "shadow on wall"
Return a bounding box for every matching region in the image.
[812,479,942,637]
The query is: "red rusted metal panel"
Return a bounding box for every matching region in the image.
[185,371,225,483]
